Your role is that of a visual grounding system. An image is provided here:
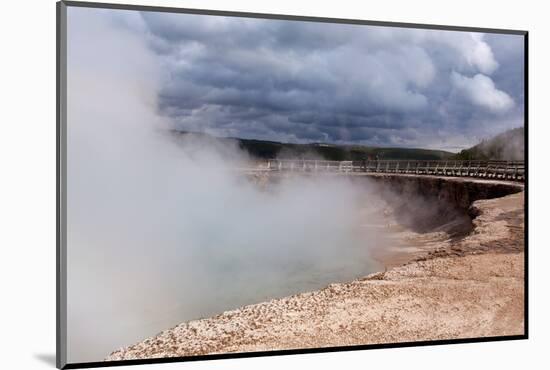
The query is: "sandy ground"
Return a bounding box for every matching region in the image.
[107,189,525,361]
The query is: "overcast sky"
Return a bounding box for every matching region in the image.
[71,8,525,151]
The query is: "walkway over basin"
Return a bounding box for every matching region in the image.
[265,159,525,181]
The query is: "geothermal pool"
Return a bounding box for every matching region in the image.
[67,172,490,363]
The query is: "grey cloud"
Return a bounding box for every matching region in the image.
[450,72,515,112]
[134,11,524,150]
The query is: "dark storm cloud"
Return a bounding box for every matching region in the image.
[134,11,524,150]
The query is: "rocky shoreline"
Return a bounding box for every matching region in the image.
[106,181,525,361]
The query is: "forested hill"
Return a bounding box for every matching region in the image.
[171,131,455,161]
[454,128,524,161]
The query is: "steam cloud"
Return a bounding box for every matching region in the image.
[66,9,383,362]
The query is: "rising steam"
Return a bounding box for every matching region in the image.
[66,9,383,362]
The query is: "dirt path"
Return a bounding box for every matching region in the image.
[107,191,525,361]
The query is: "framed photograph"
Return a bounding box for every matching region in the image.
[57,1,527,368]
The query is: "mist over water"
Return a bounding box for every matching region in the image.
[66,9,384,363]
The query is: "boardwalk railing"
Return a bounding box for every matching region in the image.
[265,159,525,181]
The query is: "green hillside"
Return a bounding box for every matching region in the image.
[171,131,455,161]
[454,128,524,161]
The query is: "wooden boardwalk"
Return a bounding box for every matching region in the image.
[265,159,525,181]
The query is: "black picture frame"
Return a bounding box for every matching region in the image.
[56,1,528,368]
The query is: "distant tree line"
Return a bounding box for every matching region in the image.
[453,127,524,161]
